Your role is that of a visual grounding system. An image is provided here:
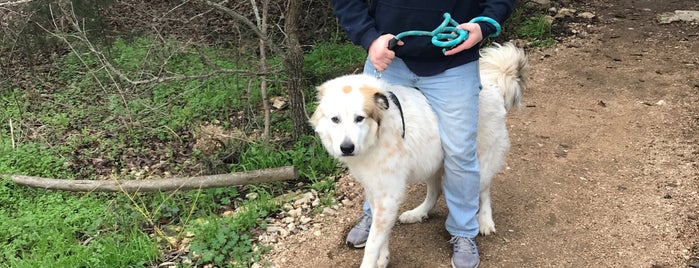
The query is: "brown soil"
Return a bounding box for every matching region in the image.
[263,0,699,267]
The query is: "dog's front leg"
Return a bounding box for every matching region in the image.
[360,195,401,268]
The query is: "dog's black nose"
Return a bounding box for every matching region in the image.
[340,141,355,155]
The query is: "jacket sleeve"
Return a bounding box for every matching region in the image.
[478,0,515,38]
[330,0,382,51]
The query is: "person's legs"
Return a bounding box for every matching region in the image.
[415,61,481,238]
[415,61,481,268]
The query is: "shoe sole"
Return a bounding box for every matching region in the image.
[346,241,366,249]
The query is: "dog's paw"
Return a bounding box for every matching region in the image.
[398,210,428,224]
[477,213,496,235]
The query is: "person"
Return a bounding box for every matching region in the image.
[330,0,515,267]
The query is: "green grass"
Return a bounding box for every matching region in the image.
[304,41,367,85]
[515,15,555,47]
[0,140,158,267]
[505,4,556,47]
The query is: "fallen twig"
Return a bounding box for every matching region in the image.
[5,166,298,193]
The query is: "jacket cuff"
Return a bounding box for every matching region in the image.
[477,21,496,39]
[359,28,383,51]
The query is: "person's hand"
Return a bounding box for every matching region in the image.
[368,34,403,72]
[443,22,483,56]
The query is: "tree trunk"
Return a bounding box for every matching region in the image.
[283,0,311,139]
[256,0,271,139]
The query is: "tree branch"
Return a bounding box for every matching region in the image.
[202,0,267,42]
[6,166,298,193]
[0,0,33,7]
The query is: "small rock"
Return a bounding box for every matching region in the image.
[578,11,596,19]
[655,100,666,106]
[294,192,314,207]
[322,207,337,216]
[266,225,282,233]
[300,216,312,224]
[246,192,258,200]
[657,10,699,24]
[283,217,295,224]
[288,208,302,218]
[313,230,322,236]
[270,96,288,110]
[222,210,236,218]
[279,228,289,237]
[528,0,551,6]
[341,199,354,207]
[282,203,294,211]
[312,198,321,207]
[555,8,577,19]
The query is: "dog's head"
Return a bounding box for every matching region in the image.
[310,74,390,158]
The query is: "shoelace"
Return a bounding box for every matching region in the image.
[449,236,477,254]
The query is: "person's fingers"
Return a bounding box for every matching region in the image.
[369,34,398,71]
[444,23,483,56]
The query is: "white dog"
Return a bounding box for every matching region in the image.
[310,43,528,268]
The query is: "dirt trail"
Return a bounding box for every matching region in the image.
[264,0,699,267]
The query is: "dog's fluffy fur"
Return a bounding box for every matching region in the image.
[310,43,529,268]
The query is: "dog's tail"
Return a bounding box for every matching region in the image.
[479,42,529,111]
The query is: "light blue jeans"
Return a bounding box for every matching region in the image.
[361,57,481,238]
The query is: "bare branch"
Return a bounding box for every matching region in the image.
[106,67,278,85]
[202,0,267,41]
[0,0,33,7]
[6,166,298,192]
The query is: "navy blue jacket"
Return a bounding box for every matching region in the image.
[331,0,515,76]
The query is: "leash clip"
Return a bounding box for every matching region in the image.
[374,69,382,79]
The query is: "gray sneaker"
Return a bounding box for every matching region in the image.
[346,214,371,248]
[449,236,480,268]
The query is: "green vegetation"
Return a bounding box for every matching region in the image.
[0,142,158,267]
[0,34,359,267]
[515,15,555,47]
[506,4,556,47]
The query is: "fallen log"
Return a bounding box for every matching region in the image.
[6,166,298,193]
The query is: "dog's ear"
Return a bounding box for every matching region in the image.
[374,92,390,110]
[309,108,322,128]
[309,86,326,128]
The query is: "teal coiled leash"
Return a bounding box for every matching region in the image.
[387,13,502,54]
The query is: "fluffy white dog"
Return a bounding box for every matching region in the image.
[310,43,528,268]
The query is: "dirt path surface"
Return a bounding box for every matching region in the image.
[263,0,699,267]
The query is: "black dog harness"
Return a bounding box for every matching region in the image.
[387,91,406,139]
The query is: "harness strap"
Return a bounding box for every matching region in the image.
[387,91,405,139]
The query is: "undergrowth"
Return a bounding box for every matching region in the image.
[0,140,158,267]
[0,34,351,267]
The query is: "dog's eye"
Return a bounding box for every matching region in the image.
[355,116,365,123]
[331,116,340,124]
